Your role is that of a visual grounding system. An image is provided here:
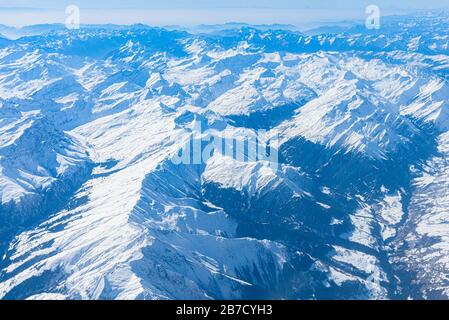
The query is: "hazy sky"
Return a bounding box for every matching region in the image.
[1,0,449,27]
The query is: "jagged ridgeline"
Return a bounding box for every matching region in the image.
[1,14,449,299]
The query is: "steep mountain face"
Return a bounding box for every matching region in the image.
[0,100,91,259]
[1,13,449,300]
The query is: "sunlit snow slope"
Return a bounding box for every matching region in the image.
[1,13,449,300]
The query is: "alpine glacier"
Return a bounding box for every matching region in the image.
[1,13,449,300]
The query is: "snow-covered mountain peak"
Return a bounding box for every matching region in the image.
[2,13,449,300]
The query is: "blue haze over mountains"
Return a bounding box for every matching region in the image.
[1,12,449,300]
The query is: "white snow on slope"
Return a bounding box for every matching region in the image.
[0,99,287,299]
[1,20,449,300]
[0,102,90,217]
[392,132,449,299]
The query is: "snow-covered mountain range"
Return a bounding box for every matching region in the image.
[1,13,449,300]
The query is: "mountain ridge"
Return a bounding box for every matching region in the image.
[1,13,449,299]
